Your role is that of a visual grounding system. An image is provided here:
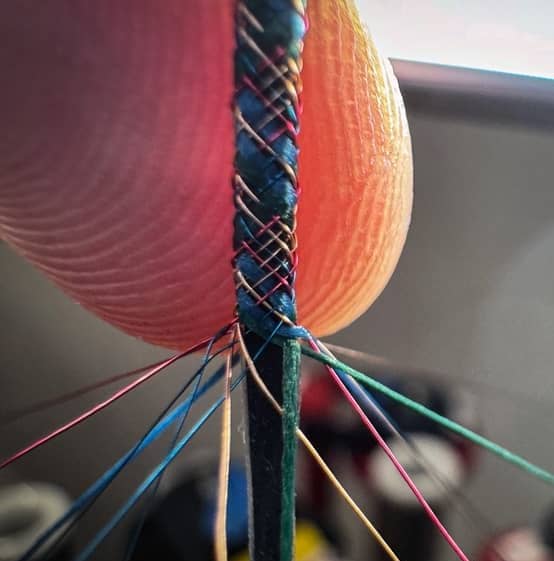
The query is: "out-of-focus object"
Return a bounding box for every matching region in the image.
[128,462,248,561]
[477,502,554,561]
[367,434,465,561]
[392,60,554,130]
[0,482,72,561]
[299,349,481,525]
[365,0,554,130]
[231,521,348,561]
[0,0,412,350]
[315,345,483,469]
[129,461,348,561]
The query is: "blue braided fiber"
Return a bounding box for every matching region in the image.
[233,0,307,340]
[17,359,227,561]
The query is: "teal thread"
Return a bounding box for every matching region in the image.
[281,338,301,561]
[301,345,554,487]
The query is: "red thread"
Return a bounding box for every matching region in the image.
[0,333,226,471]
[308,339,470,561]
[0,360,172,426]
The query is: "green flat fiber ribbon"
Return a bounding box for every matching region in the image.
[301,344,554,487]
[281,338,301,561]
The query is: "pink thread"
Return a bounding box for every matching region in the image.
[242,76,297,136]
[241,241,292,290]
[0,333,224,471]
[308,339,470,561]
[0,359,174,425]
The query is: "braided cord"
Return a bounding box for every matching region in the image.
[233,0,306,339]
[233,2,307,560]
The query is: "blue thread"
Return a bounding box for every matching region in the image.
[73,385,238,561]
[75,324,280,561]
[334,368,399,437]
[233,0,306,340]
[200,463,249,548]
[17,355,228,561]
[22,328,276,561]
[122,336,225,561]
[73,325,281,561]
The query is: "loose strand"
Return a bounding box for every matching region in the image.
[236,326,401,561]
[308,338,470,561]
[17,337,234,561]
[71,326,280,561]
[0,333,223,471]
[316,340,509,560]
[301,342,554,486]
[214,335,235,561]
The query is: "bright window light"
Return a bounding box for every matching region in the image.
[358,0,554,79]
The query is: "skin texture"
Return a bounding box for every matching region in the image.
[0,1,412,350]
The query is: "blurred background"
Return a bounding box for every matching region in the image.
[1,2,554,560]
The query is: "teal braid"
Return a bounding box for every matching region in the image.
[233,0,307,341]
[233,2,307,561]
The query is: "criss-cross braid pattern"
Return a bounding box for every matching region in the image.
[233,0,308,340]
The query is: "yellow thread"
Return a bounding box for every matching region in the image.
[214,337,234,561]
[234,271,296,326]
[236,327,401,561]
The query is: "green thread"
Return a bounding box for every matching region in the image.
[281,338,301,561]
[301,345,554,487]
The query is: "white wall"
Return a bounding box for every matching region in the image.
[359,0,554,79]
